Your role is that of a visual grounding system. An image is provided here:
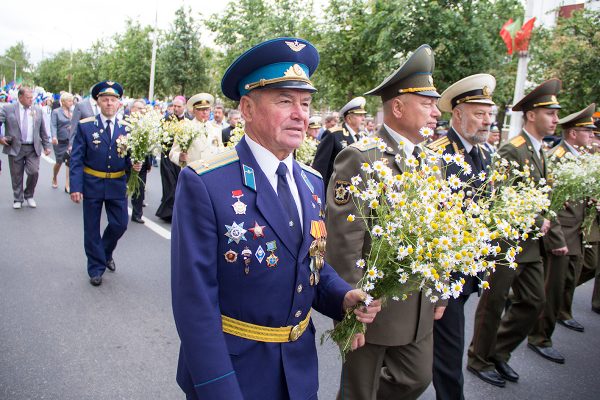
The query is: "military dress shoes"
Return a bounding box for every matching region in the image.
[467,366,506,387]
[106,259,116,272]
[13,201,22,209]
[558,318,584,332]
[528,343,565,364]
[131,216,145,224]
[90,275,103,286]
[493,360,519,382]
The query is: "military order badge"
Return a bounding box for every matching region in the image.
[309,220,327,286]
[334,180,351,205]
[231,190,247,215]
[225,222,248,244]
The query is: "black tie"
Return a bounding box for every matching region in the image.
[412,146,422,168]
[105,120,112,140]
[276,162,302,250]
[469,146,483,173]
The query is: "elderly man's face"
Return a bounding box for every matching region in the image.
[568,127,593,148]
[396,94,440,134]
[194,108,211,122]
[130,101,146,115]
[229,114,240,127]
[454,103,493,145]
[97,95,120,118]
[173,101,185,116]
[307,127,319,139]
[19,89,33,107]
[243,88,311,159]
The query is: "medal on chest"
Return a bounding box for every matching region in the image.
[309,220,327,286]
[231,189,247,215]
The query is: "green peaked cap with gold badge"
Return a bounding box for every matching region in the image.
[512,78,561,112]
[365,44,440,102]
[559,103,597,130]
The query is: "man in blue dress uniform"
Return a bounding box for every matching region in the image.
[70,81,141,286]
[171,38,382,400]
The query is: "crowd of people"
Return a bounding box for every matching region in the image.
[1,36,599,400]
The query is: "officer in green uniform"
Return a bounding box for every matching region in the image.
[325,44,444,400]
[551,104,598,333]
[467,79,560,387]
[527,103,595,363]
[578,118,600,314]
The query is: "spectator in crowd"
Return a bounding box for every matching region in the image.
[213,104,228,129]
[222,109,241,145]
[129,99,153,224]
[51,92,74,192]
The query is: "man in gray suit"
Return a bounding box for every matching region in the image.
[0,87,51,209]
[69,89,99,145]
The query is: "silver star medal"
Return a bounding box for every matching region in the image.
[225,222,248,244]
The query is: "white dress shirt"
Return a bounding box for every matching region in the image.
[99,114,116,139]
[245,134,303,228]
[564,140,580,156]
[523,128,542,153]
[384,123,416,158]
[19,103,34,143]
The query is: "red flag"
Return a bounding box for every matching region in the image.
[500,18,514,55]
[515,17,536,52]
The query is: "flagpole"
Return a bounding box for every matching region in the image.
[148,6,158,102]
[508,0,535,139]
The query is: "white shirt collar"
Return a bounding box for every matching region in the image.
[244,134,295,182]
[346,124,357,139]
[19,102,30,111]
[100,114,116,128]
[383,123,416,157]
[564,140,580,156]
[453,129,474,153]
[523,128,542,153]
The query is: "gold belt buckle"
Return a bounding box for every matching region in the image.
[105,172,111,178]
[289,324,302,342]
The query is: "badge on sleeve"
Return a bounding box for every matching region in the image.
[225,222,248,244]
[334,180,351,205]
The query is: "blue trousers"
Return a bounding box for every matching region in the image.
[83,197,128,278]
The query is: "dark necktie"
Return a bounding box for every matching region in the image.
[105,120,112,140]
[276,162,302,251]
[412,145,422,168]
[469,146,483,173]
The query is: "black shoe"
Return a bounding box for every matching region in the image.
[558,318,584,332]
[592,307,600,314]
[467,366,506,387]
[528,343,565,364]
[90,275,103,286]
[106,259,116,272]
[493,360,519,382]
[131,216,145,224]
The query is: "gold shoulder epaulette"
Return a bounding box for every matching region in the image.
[189,149,239,175]
[329,127,342,133]
[426,136,450,151]
[350,140,378,152]
[552,146,566,158]
[509,136,526,147]
[298,162,322,178]
[80,116,95,124]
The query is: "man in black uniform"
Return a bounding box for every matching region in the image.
[428,74,496,400]
[312,96,366,190]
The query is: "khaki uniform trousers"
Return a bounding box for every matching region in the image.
[577,242,600,310]
[558,251,585,320]
[468,260,545,370]
[337,333,432,400]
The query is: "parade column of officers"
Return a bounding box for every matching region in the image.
[2,36,599,400]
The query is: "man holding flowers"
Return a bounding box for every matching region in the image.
[468,79,559,386]
[325,44,445,400]
[527,103,597,364]
[429,73,496,400]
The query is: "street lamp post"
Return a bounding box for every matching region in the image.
[4,56,17,83]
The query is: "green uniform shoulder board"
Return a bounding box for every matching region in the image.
[426,136,450,151]
[189,149,239,175]
[553,146,566,158]
[80,116,96,124]
[298,162,322,178]
[509,136,526,148]
[350,140,378,152]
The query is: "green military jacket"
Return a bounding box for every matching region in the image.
[544,141,586,255]
[324,127,437,347]
[497,131,547,263]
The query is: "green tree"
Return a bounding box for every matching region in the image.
[529,9,600,113]
[35,50,72,92]
[1,42,33,85]
[159,6,207,96]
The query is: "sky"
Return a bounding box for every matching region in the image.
[0,0,231,65]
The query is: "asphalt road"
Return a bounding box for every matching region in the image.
[1,154,599,399]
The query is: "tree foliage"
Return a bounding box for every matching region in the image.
[1,42,32,84]
[529,9,600,113]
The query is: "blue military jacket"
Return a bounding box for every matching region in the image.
[70,115,130,199]
[171,136,352,400]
